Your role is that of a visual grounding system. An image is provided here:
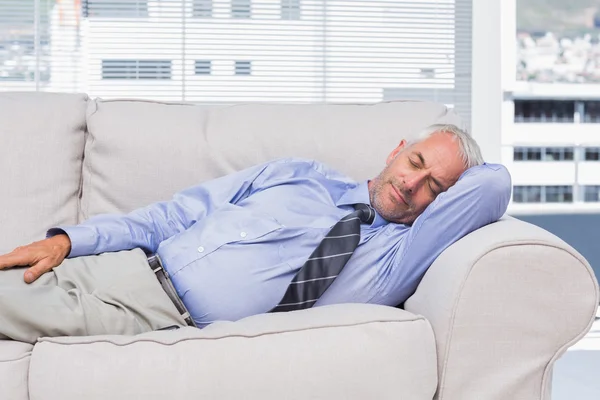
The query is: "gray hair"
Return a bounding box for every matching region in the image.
[408,124,484,169]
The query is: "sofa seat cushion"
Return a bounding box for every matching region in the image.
[0,341,33,400]
[29,304,437,400]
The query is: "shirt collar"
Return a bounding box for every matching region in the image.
[336,181,388,229]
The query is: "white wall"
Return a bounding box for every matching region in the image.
[507,162,576,185]
[471,0,503,163]
[509,124,600,146]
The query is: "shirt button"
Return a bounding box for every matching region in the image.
[197,246,205,253]
[240,231,247,238]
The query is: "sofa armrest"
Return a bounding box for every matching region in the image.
[405,216,599,400]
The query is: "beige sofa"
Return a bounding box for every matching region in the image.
[0,92,598,400]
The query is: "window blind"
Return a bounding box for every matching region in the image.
[0,0,472,128]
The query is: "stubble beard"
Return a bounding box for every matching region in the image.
[369,173,410,223]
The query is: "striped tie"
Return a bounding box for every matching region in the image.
[270,203,375,313]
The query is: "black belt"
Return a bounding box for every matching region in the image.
[147,254,196,327]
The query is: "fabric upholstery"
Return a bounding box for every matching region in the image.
[0,93,598,400]
[405,216,600,400]
[80,99,462,218]
[0,341,32,400]
[0,92,87,253]
[29,304,438,400]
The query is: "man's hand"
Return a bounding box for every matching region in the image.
[0,234,71,283]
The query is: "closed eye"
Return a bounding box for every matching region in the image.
[428,182,438,196]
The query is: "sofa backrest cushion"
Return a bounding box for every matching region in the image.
[0,92,87,253]
[80,99,462,219]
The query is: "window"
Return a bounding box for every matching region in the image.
[543,147,574,161]
[513,185,573,203]
[514,147,575,161]
[584,147,600,161]
[4,1,473,104]
[192,0,212,18]
[513,147,542,161]
[514,100,575,123]
[232,0,251,19]
[234,61,252,76]
[583,101,600,123]
[102,60,172,80]
[583,186,600,202]
[281,0,300,20]
[195,60,212,75]
[513,186,542,203]
[82,0,148,18]
[545,186,573,203]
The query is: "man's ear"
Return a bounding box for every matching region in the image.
[386,139,407,165]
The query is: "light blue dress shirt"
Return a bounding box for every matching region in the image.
[50,158,511,328]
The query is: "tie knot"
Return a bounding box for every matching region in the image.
[354,203,375,225]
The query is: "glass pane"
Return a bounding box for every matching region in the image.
[527,147,542,160]
[192,0,212,18]
[195,60,211,75]
[545,186,573,203]
[83,0,148,18]
[585,148,600,161]
[584,186,600,202]
[514,147,525,161]
[231,0,251,18]
[563,148,574,161]
[281,0,300,20]
[513,186,542,203]
[234,61,252,75]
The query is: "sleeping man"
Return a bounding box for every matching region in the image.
[0,124,511,343]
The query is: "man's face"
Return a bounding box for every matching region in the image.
[368,132,467,225]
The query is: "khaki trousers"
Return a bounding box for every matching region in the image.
[0,248,186,344]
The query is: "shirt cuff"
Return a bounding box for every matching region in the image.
[46,226,99,258]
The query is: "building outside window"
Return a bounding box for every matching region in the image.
[514,146,574,161]
[281,0,300,20]
[102,60,172,80]
[583,101,600,123]
[513,186,542,203]
[82,0,148,18]
[513,185,574,203]
[513,147,542,161]
[545,185,573,203]
[194,60,211,75]
[582,186,600,202]
[234,61,252,75]
[514,100,575,123]
[543,147,574,161]
[192,0,213,17]
[232,0,251,18]
[584,147,600,161]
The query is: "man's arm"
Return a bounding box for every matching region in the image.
[380,163,512,304]
[49,162,275,257]
[0,161,276,282]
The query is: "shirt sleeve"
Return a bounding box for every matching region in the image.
[47,161,276,258]
[380,163,512,303]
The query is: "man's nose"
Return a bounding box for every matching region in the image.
[404,171,427,193]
